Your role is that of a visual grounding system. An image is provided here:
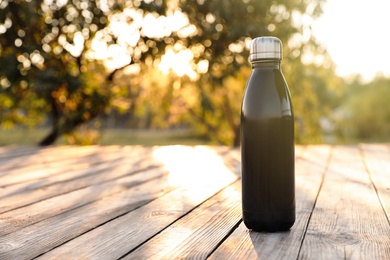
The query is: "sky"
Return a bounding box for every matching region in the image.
[312,0,390,81]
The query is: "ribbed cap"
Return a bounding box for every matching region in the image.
[249,36,282,62]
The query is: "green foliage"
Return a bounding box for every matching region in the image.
[64,125,101,145]
[0,0,174,145]
[108,65,182,129]
[1,0,343,146]
[103,0,335,146]
[0,0,115,145]
[284,56,345,143]
[335,76,390,141]
[171,0,332,145]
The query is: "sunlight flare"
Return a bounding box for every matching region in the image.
[152,146,236,192]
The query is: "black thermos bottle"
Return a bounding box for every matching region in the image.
[241,36,295,232]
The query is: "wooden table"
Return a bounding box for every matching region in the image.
[0,144,389,259]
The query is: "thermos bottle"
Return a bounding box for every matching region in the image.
[241,36,295,232]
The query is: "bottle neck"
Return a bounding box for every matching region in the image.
[251,60,281,69]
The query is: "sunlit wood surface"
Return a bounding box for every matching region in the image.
[0,144,390,259]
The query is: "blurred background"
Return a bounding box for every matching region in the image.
[0,0,389,146]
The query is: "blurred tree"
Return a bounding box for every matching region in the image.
[168,0,335,145]
[1,0,342,146]
[108,0,337,146]
[0,0,115,145]
[285,54,345,143]
[335,76,390,141]
[0,0,175,145]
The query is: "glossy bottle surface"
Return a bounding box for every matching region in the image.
[241,62,295,232]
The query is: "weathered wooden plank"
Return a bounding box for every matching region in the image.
[0,148,158,214]
[36,146,239,259]
[0,146,135,186]
[299,146,390,259]
[209,145,331,259]
[0,173,175,259]
[0,147,146,190]
[0,146,40,160]
[0,145,102,170]
[0,145,119,170]
[0,145,133,173]
[124,180,242,259]
[360,144,390,222]
[0,146,150,198]
[0,165,166,236]
[0,154,124,199]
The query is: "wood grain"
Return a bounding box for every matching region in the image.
[125,181,242,259]
[0,145,101,172]
[0,173,174,259]
[360,144,390,222]
[1,145,389,260]
[0,146,40,161]
[298,146,390,259]
[210,145,332,259]
[0,146,131,186]
[0,165,166,236]
[36,146,239,259]
[0,148,156,213]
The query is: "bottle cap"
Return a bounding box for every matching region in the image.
[250,36,282,62]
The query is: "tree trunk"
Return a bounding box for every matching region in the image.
[39,98,61,146]
[38,127,60,146]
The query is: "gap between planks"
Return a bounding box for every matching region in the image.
[298,145,390,259]
[122,146,307,259]
[359,144,390,225]
[0,146,139,185]
[0,172,175,259]
[0,147,157,213]
[209,145,331,259]
[35,146,240,259]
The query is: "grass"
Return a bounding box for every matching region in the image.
[0,128,49,146]
[0,128,209,146]
[98,128,209,146]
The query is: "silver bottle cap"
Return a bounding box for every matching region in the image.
[250,36,282,62]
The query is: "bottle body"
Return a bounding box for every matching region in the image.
[241,62,295,232]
